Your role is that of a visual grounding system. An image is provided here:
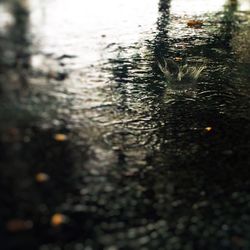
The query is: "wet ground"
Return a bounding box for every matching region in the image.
[0,0,250,249]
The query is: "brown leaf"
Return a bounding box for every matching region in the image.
[187,20,203,28]
[6,219,33,232]
[35,173,50,183]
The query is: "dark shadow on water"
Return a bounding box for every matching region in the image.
[0,126,89,249]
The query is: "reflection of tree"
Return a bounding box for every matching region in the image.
[11,0,31,73]
[0,0,30,96]
[152,0,246,165]
[104,0,248,184]
[109,4,249,248]
[159,0,171,12]
[155,0,171,55]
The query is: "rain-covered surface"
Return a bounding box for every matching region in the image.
[0,0,250,249]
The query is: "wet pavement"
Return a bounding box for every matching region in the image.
[0,0,250,249]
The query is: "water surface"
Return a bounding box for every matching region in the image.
[0,0,250,249]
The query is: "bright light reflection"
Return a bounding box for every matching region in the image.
[239,0,250,11]
[29,0,249,68]
[171,0,226,15]
[0,5,15,33]
[30,0,158,67]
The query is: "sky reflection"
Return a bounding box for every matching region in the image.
[29,0,231,67]
[30,0,158,67]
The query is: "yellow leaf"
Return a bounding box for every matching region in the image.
[54,133,68,141]
[205,127,212,132]
[35,173,49,183]
[51,213,67,227]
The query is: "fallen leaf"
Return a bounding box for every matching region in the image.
[51,213,67,227]
[35,173,50,183]
[205,127,212,132]
[174,57,183,62]
[54,133,68,141]
[6,219,33,232]
[187,20,203,28]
